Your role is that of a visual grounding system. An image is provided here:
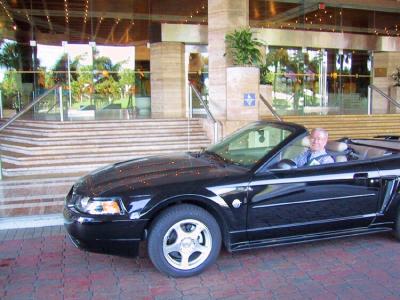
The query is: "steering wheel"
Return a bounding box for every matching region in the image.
[273,159,297,170]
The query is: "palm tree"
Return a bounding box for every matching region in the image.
[52,53,81,84]
[93,50,123,82]
[0,41,22,70]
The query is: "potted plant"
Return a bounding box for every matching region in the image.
[392,67,400,87]
[225,28,264,66]
[389,67,400,112]
[224,28,265,121]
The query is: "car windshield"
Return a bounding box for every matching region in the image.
[206,123,294,168]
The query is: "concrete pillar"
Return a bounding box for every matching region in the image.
[150,42,186,117]
[223,66,260,136]
[372,52,400,113]
[208,0,249,120]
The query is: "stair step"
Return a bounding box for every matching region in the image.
[282,114,400,139]
[1,140,210,155]
[1,146,208,166]
[7,118,201,128]
[2,126,205,138]
[0,133,208,146]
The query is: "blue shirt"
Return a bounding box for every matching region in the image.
[293,149,334,167]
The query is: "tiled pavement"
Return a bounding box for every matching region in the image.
[1,227,400,300]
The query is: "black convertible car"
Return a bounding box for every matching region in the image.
[64,121,400,277]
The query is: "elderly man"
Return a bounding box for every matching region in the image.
[293,128,334,167]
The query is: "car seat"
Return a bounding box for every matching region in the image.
[301,136,348,162]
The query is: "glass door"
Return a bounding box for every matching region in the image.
[186,45,209,117]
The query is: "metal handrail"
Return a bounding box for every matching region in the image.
[189,83,217,123]
[0,84,62,132]
[188,83,221,143]
[368,84,400,114]
[259,93,283,122]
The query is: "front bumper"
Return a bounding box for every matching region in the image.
[63,206,149,256]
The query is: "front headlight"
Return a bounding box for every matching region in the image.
[75,196,124,215]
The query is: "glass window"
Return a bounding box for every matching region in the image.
[206,123,293,168]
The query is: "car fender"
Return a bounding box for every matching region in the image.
[138,192,245,249]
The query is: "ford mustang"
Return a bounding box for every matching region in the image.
[64,121,400,277]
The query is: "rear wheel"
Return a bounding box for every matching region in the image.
[148,204,221,277]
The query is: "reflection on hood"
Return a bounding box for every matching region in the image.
[75,153,243,196]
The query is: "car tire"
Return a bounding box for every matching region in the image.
[147,204,222,277]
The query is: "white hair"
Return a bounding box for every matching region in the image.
[311,128,329,139]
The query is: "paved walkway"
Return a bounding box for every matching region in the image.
[1,227,400,300]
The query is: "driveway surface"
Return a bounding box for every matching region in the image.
[1,226,400,300]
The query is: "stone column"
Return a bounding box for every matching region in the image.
[372,52,400,114]
[224,66,260,135]
[150,42,186,117]
[208,0,249,121]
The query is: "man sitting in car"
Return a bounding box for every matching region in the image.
[294,128,334,167]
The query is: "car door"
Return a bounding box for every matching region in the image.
[246,160,382,242]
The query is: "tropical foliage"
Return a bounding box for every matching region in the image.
[0,72,18,108]
[0,41,22,70]
[392,67,400,87]
[52,53,80,83]
[0,41,139,109]
[225,28,264,66]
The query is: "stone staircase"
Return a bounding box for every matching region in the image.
[0,118,211,217]
[282,114,400,140]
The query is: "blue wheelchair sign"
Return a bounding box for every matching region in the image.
[244,93,256,106]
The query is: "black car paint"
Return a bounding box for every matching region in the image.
[64,121,400,256]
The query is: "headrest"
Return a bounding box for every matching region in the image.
[301,136,347,152]
[326,141,348,152]
[301,136,310,147]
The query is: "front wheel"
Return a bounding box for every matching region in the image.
[147,204,222,277]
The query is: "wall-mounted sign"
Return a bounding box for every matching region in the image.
[374,68,387,77]
[244,93,256,106]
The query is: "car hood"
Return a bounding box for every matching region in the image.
[74,153,246,197]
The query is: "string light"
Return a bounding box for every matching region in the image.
[83,0,89,24]
[64,0,69,24]
[0,0,14,23]
[183,1,207,24]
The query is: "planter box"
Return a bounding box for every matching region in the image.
[259,84,273,118]
[226,66,260,121]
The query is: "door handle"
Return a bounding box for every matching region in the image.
[354,173,369,180]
